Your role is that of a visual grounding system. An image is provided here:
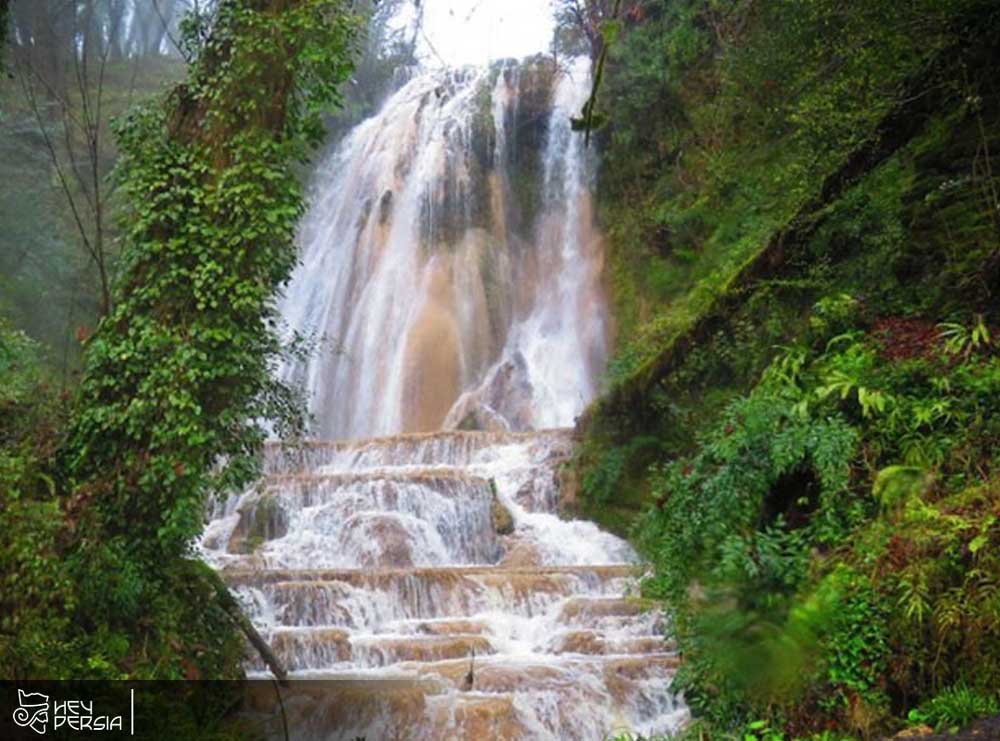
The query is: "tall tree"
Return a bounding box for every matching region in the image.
[1,0,359,682]
[64,0,357,581]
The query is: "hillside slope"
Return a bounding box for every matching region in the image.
[571,1,1000,737]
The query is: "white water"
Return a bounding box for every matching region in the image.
[202,56,687,740]
[278,57,606,440]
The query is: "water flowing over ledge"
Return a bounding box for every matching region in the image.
[278,56,607,440]
[201,55,687,740]
[202,429,688,738]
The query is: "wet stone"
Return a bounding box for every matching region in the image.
[207,406,684,735]
[227,493,288,554]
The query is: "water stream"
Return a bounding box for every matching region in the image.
[277,56,607,439]
[201,56,687,740]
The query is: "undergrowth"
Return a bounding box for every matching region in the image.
[0,0,358,698]
[634,314,1000,737]
[573,1,1000,736]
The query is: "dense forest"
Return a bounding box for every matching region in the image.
[1,1,998,740]
[571,0,1000,738]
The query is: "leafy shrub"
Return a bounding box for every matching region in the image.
[634,316,1000,734]
[636,371,859,612]
[907,684,1000,733]
[1,0,360,686]
[817,570,891,725]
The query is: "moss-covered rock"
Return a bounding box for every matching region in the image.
[228,493,289,554]
[488,479,515,536]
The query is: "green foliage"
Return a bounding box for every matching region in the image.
[907,684,1000,733]
[0,320,80,677]
[65,0,357,564]
[0,319,47,408]
[1,328,242,682]
[817,571,891,721]
[872,466,931,512]
[631,316,1000,735]
[590,0,999,399]
[938,314,994,358]
[633,351,860,725]
[741,719,788,741]
[870,482,1000,697]
[1,0,360,684]
[636,368,859,610]
[572,0,1000,738]
[582,435,661,505]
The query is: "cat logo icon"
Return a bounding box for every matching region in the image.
[13,690,49,734]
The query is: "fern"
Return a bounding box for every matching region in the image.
[907,684,1000,732]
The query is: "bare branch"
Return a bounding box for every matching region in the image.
[152,0,184,57]
[17,66,100,268]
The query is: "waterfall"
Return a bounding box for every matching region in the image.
[202,55,688,740]
[278,56,607,440]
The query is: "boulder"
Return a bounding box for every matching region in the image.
[489,479,515,536]
[443,351,535,432]
[228,493,288,554]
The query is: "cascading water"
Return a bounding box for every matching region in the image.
[201,56,688,740]
[278,56,607,440]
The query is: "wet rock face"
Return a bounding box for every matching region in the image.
[514,468,561,511]
[353,513,416,567]
[491,494,515,536]
[435,695,524,740]
[378,189,394,224]
[228,493,289,554]
[427,55,557,246]
[551,630,605,655]
[444,351,536,432]
[420,75,497,247]
[414,619,486,636]
[504,55,556,235]
[498,541,541,568]
[357,635,493,666]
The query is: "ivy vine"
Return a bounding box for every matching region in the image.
[62,0,357,580]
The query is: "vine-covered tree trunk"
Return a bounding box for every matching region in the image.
[61,0,356,588]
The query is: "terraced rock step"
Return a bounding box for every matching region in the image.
[405,618,489,635]
[248,628,496,672]
[262,428,575,476]
[261,468,492,491]
[231,570,638,628]
[202,429,688,739]
[547,630,675,656]
[398,654,683,692]
[224,563,639,585]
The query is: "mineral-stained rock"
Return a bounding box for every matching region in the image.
[357,514,415,567]
[499,541,541,568]
[443,350,537,433]
[551,630,605,655]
